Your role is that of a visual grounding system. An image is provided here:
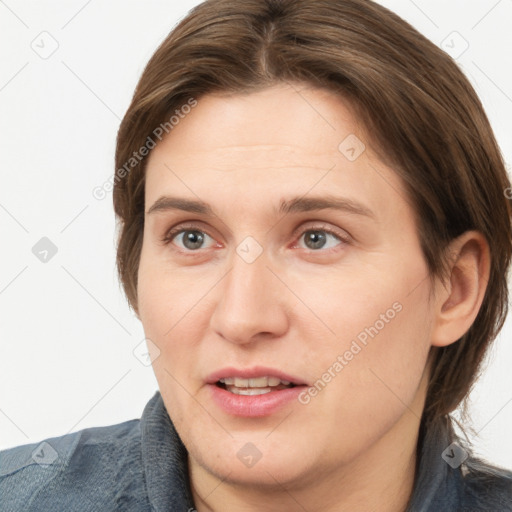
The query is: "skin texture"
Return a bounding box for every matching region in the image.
[137,82,490,512]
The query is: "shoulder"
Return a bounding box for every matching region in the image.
[0,418,148,511]
[459,456,512,509]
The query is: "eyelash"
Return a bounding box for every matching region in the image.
[160,222,351,254]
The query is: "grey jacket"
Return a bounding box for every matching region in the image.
[1,391,511,511]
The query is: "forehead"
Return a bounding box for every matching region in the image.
[144,83,410,220]
[149,84,360,162]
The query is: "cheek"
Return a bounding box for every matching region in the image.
[137,249,211,385]
[138,260,206,429]
[137,247,194,339]
[297,257,433,409]
[295,291,432,465]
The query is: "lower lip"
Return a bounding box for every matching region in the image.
[208,384,306,417]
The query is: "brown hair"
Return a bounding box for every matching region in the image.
[113,0,512,424]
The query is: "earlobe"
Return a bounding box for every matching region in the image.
[431,231,490,348]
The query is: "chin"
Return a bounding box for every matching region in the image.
[187,431,322,489]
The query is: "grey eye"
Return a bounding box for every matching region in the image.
[300,230,340,250]
[175,230,214,250]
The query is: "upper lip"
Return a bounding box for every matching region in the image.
[206,366,308,386]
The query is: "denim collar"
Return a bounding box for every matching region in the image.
[141,391,196,510]
[405,416,461,511]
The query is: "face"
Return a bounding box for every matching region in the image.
[138,83,435,489]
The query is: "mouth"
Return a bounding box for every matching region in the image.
[206,367,308,417]
[215,376,297,396]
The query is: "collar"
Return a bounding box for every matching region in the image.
[405,415,462,511]
[141,391,195,511]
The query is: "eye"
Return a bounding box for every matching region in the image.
[161,223,350,254]
[163,227,217,251]
[297,228,348,251]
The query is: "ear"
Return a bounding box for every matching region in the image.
[431,231,490,347]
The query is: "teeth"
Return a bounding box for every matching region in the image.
[227,386,272,396]
[248,377,270,387]
[218,376,293,388]
[235,377,250,387]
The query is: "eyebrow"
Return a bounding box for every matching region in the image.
[278,196,375,218]
[146,195,375,219]
[147,196,213,216]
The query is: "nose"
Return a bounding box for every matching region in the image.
[209,250,289,346]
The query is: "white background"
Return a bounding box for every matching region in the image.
[1,0,511,470]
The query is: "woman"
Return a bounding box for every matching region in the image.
[1,0,511,510]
